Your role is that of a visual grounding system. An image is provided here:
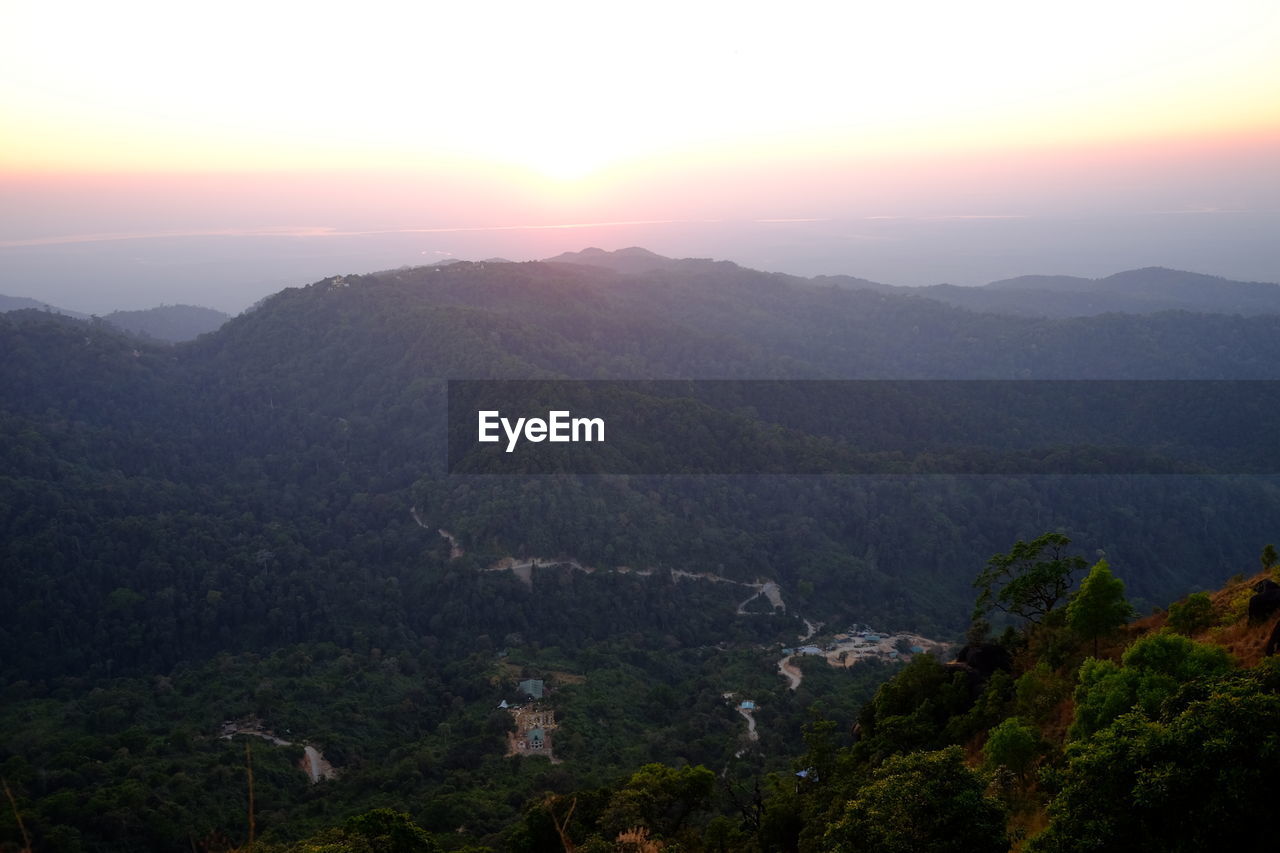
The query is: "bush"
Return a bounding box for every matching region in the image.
[1069,631,1232,740]
[1167,592,1215,635]
[1015,661,1072,724]
[983,717,1042,781]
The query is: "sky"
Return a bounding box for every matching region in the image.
[1,0,1279,311]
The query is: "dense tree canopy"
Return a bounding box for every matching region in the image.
[824,746,1007,853]
[1032,662,1280,853]
[5,259,1280,851]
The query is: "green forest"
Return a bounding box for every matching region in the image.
[3,256,1280,850]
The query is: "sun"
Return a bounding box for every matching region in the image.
[500,124,624,183]
[522,143,606,183]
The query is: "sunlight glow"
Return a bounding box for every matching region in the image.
[1,1,1278,183]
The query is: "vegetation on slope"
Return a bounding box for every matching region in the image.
[5,258,1280,850]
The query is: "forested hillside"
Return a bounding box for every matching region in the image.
[548,248,1280,318]
[2,254,1279,850]
[101,304,230,342]
[878,267,1280,318]
[1,296,227,341]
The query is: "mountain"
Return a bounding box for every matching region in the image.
[907,266,1280,317]
[4,253,1280,850]
[2,294,229,340]
[983,273,1096,291]
[747,561,1280,852]
[545,245,769,278]
[548,248,1280,318]
[549,246,886,291]
[427,256,513,267]
[0,292,87,318]
[5,258,1280,675]
[101,303,230,342]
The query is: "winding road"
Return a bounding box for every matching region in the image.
[737,706,759,740]
[777,656,803,691]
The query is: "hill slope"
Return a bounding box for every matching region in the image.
[0,292,87,318]
[102,303,230,341]
[4,255,1280,851]
[2,294,229,340]
[914,266,1280,317]
[4,259,1280,684]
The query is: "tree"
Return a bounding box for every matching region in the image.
[1066,560,1134,655]
[285,808,443,852]
[854,655,975,760]
[1167,592,1214,635]
[1262,543,1278,573]
[599,763,715,840]
[973,533,1088,626]
[983,717,1041,782]
[1069,631,1233,740]
[825,746,1007,853]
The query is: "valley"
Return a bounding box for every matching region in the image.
[3,251,1280,851]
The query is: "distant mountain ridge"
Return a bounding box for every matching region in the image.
[889,266,1280,317]
[545,246,750,277]
[0,294,228,341]
[543,249,1280,318]
[101,304,230,342]
[0,293,88,319]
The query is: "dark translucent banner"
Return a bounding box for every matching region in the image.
[446,380,1279,475]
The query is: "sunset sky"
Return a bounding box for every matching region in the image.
[2,0,1278,309]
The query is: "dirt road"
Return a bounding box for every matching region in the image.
[778,655,803,690]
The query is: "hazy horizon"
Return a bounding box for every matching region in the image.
[2,1,1279,312]
[4,210,1280,315]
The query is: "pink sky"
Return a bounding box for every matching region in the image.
[1,1,1277,308]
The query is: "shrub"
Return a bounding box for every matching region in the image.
[1167,592,1215,635]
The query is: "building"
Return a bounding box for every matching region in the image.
[528,728,546,749]
[519,679,545,700]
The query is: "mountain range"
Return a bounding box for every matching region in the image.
[3,248,1280,850]
[5,250,1279,681]
[549,248,1280,317]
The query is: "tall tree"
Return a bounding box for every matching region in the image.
[973,532,1088,626]
[1067,559,1134,655]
